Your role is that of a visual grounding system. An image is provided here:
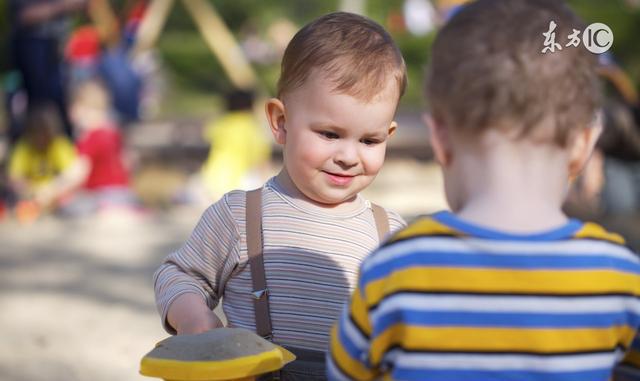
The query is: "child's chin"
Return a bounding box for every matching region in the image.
[312,192,358,206]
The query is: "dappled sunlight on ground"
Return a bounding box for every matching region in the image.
[2,158,639,380]
[0,158,440,381]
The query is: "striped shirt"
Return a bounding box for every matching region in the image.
[329,211,640,381]
[154,177,405,351]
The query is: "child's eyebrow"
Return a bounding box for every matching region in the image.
[310,122,389,137]
[309,122,344,131]
[361,130,388,138]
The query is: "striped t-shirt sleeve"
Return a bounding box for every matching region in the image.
[385,208,407,237]
[153,194,241,333]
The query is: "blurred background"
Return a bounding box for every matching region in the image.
[0,1,639,380]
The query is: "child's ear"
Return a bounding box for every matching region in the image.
[388,121,398,137]
[423,113,453,167]
[568,118,603,179]
[265,98,287,145]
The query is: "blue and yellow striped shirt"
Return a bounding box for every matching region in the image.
[329,211,640,381]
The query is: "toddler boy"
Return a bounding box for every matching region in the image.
[329,1,640,380]
[155,11,407,379]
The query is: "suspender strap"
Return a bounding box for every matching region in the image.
[371,203,390,242]
[246,191,389,342]
[246,188,274,340]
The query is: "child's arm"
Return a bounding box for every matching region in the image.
[166,293,223,334]
[7,143,32,199]
[328,283,378,381]
[154,195,241,334]
[33,157,90,209]
[387,209,408,235]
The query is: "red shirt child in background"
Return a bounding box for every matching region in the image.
[71,79,129,190]
[76,122,129,190]
[66,79,135,215]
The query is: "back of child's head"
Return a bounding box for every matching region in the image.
[277,12,407,103]
[226,89,255,112]
[426,0,600,147]
[23,102,63,152]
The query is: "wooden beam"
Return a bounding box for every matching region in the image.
[87,0,121,47]
[131,0,175,56]
[181,0,257,89]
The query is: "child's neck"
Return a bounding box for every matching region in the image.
[450,133,571,233]
[274,169,364,214]
[78,112,112,132]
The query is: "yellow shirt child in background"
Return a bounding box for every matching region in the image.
[200,90,271,200]
[10,136,76,190]
[8,103,79,214]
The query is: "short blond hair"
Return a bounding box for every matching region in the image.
[277,12,407,102]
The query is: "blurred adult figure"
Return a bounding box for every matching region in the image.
[596,59,640,215]
[9,0,86,140]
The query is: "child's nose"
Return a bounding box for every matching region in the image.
[333,142,359,168]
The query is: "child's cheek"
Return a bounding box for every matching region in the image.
[364,147,387,175]
[297,143,324,167]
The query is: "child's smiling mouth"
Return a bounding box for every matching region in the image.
[322,171,357,186]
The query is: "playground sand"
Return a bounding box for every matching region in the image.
[0,159,443,381]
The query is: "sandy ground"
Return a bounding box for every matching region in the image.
[2,155,640,381]
[0,159,446,381]
[0,209,197,381]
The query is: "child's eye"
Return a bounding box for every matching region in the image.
[319,131,339,139]
[361,138,381,146]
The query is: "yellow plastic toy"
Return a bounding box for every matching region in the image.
[140,328,295,381]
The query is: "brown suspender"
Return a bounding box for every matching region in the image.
[371,202,390,244]
[245,188,390,341]
[246,188,273,340]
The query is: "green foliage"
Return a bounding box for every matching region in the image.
[1,0,637,115]
[155,0,337,114]
[158,31,229,92]
[156,0,435,112]
[395,32,436,109]
[567,0,640,84]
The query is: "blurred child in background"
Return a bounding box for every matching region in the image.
[8,102,81,221]
[199,89,272,201]
[61,79,136,216]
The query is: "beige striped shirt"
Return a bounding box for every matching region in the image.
[154,177,405,351]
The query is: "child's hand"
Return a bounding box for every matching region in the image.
[33,184,57,209]
[167,293,224,335]
[175,311,223,335]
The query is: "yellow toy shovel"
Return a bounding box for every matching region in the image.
[140,328,295,381]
